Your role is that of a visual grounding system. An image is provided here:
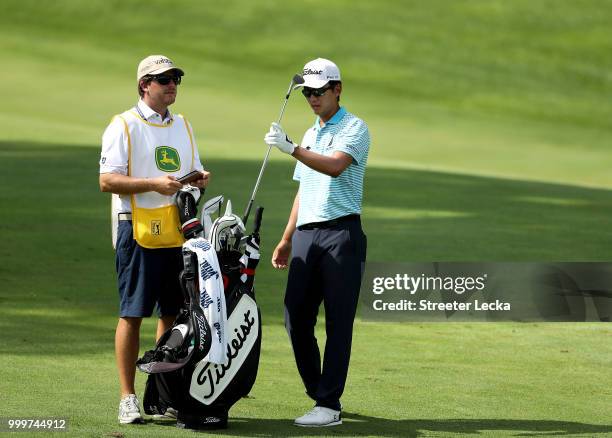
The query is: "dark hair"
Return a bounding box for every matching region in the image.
[329,80,342,102]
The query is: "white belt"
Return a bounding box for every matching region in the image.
[118,212,132,221]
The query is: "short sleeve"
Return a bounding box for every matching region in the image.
[293,161,302,182]
[186,120,204,171]
[333,119,370,165]
[100,116,129,175]
[294,127,316,182]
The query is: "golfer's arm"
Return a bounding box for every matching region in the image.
[99,172,154,195]
[281,191,300,242]
[292,148,352,177]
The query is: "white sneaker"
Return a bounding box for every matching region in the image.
[294,406,342,427]
[118,394,143,424]
[152,406,178,420]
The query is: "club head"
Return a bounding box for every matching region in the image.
[202,195,224,216]
[201,195,224,239]
[291,74,305,90]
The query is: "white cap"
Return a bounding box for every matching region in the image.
[296,58,341,89]
[137,55,184,81]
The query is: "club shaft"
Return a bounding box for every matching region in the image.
[242,145,271,223]
[247,99,288,202]
[243,80,295,223]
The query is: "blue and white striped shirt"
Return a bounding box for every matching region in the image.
[293,107,370,227]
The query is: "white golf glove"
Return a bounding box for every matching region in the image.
[264,122,297,155]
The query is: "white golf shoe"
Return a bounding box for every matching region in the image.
[294,406,342,427]
[118,394,143,424]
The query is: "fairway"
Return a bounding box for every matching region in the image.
[1,1,612,437]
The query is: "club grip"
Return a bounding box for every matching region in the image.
[253,206,264,234]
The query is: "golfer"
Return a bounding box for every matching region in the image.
[264,58,369,427]
[99,55,209,424]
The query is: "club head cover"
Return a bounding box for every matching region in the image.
[177,189,203,239]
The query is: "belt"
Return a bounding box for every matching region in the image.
[118,212,132,221]
[297,214,360,231]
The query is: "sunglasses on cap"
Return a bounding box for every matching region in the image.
[301,83,334,98]
[148,73,182,86]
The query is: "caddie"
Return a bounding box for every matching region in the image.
[99,54,209,424]
[264,58,370,427]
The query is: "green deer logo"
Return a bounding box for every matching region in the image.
[155,146,181,172]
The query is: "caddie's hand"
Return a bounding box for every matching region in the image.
[264,122,297,155]
[271,238,292,269]
[152,175,182,195]
[190,170,211,189]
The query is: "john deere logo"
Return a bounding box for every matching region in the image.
[155,146,181,172]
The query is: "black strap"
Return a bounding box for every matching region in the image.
[298,214,360,231]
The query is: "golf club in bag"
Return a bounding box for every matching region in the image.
[137,185,264,430]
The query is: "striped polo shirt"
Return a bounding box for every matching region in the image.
[293,106,370,227]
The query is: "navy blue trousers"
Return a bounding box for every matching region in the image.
[284,216,367,411]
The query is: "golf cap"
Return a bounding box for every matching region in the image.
[296,58,341,89]
[137,55,184,81]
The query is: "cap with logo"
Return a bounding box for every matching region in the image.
[137,55,185,82]
[296,58,341,89]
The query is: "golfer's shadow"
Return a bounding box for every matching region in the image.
[221,412,612,437]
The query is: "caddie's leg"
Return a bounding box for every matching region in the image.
[154,246,184,341]
[116,317,142,397]
[115,220,157,396]
[284,228,324,399]
[316,219,367,410]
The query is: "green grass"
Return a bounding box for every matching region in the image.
[1,0,612,436]
[1,143,611,437]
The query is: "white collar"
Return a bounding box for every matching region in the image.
[137,99,173,124]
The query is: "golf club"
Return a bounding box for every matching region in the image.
[242,73,305,225]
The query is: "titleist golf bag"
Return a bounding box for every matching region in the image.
[136,187,263,429]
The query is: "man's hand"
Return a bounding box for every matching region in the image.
[151,175,182,195]
[189,170,211,189]
[264,122,297,155]
[271,238,292,269]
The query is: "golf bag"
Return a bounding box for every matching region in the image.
[137,187,263,429]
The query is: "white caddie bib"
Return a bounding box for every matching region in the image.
[115,110,196,248]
